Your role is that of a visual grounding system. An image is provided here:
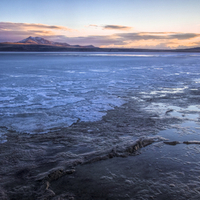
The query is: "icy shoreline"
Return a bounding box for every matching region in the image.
[1,87,200,199]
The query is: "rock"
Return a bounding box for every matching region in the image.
[183,141,200,145]
[165,109,173,114]
[164,141,180,145]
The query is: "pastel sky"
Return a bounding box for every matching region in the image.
[0,0,200,49]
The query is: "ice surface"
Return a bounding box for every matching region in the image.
[0,52,200,134]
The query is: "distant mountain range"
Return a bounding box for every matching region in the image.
[0,36,200,52]
[17,36,96,48]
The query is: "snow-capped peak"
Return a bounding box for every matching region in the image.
[17,36,95,48]
[18,36,53,45]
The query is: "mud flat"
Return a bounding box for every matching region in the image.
[1,84,200,200]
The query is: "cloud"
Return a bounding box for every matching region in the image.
[88,24,133,31]
[62,32,200,49]
[0,22,200,49]
[116,32,200,41]
[167,33,200,40]
[0,22,76,42]
[88,24,99,28]
[45,34,125,46]
[0,22,74,32]
[65,32,193,48]
[103,25,132,30]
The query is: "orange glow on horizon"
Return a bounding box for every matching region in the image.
[0,22,200,49]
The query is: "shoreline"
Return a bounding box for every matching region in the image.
[0,43,200,53]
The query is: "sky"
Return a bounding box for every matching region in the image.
[0,0,200,49]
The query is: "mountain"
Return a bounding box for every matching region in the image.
[17,36,95,48]
[1,37,200,52]
[18,36,53,45]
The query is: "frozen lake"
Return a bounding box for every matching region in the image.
[0,52,200,135]
[2,52,200,199]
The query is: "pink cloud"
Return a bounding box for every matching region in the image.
[0,22,74,32]
[0,22,76,42]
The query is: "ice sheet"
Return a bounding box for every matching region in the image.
[0,52,200,134]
